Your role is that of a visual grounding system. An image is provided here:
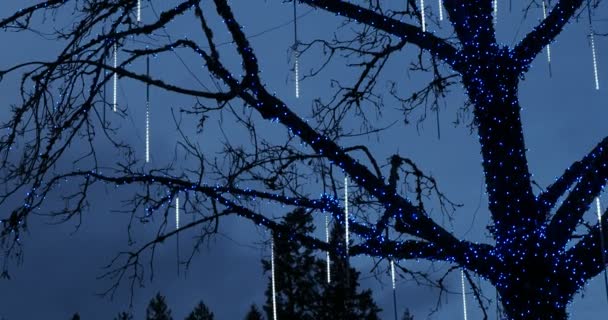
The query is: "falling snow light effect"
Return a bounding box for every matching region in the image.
[390,260,396,290]
[344,176,349,256]
[293,0,299,99]
[438,0,443,21]
[420,0,426,32]
[542,0,551,64]
[145,56,150,163]
[493,0,498,23]
[325,213,331,283]
[590,32,600,90]
[461,269,468,320]
[595,197,608,303]
[295,53,300,98]
[137,0,141,22]
[271,238,278,320]
[113,43,117,112]
[175,196,179,229]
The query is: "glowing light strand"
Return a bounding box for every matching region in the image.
[595,197,608,303]
[113,43,117,112]
[590,32,600,90]
[175,196,179,229]
[493,0,498,23]
[271,238,278,320]
[325,213,331,283]
[391,260,396,290]
[542,0,551,63]
[438,0,443,21]
[461,269,468,320]
[293,0,300,98]
[391,259,398,320]
[145,56,150,163]
[420,0,426,32]
[137,0,141,22]
[344,176,349,256]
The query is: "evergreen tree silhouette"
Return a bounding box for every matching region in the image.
[401,308,414,320]
[113,311,133,320]
[185,301,214,320]
[244,305,264,320]
[262,208,380,320]
[145,293,173,320]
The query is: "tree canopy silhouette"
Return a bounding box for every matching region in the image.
[1,0,607,319]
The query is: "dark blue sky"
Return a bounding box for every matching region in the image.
[1,1,608,319]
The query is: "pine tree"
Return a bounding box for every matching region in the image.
[262,208,381,320]
[114,312,133,320]
[185,301,214,320]
[316,221,381,320]
[262,208,321,320]
[244,305,264,320]
[401,308,414,320]
[145,293,173,320]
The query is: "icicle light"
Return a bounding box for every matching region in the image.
[344,176,349,256]
[542,0,551,63]
[591,32,600,90]
[438,0,443,21]
[175,196,180,229]
[390,260,396,290]
[137,0,141,22]
[113,43,118,112]
[271,238,278,320]
[420,0,426,32]
[493,0,498,23]
[293,0,300,99]
[461,269,468,320]
[145,56,150,163]
[325,213,331,283]
[295,53,300,98]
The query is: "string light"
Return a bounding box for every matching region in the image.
[420,0,426,32]
[391,260,396,290]
[493,0,498,24]
[596,197,608,303]
[175,196,179,229]
[344,176,349,256]
[293,0,300,98]
[438,0,443,21]
[325,213,331,283]
[137,0,141,22]
[271,238,278,320]
[590,32,600,90]
[542,0,551,64]
[461,269,468,320]
[391,259,397,320]
[113,42,117,112]
[145,56,150,163]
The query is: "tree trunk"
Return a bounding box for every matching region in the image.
[500,289,569,320]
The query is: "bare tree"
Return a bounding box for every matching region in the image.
[0,1,606,319]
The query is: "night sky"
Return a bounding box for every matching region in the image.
[1,1,608,319]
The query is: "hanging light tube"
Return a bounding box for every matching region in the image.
[271,238,278,320]
[113,43,118,112]
[344,176,349,256]
[591,32,600,90]
[461,269,468,320]
[326,213,331,283]
[420,0,426,32]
